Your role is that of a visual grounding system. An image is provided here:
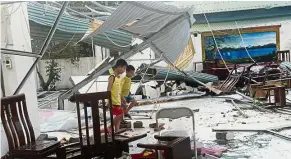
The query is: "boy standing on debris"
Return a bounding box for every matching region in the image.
[107,59,128,132]
[120,65,137,119]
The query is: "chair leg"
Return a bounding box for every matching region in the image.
[105,151,115,159]
[56,147,67,159]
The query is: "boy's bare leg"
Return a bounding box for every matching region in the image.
[100,114,123,133]
[124,99,137,114]
[114,114,123,132]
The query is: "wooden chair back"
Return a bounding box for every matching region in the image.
[137,136,192,159]
[74,91,115,147]
[219,65,245,92]
[1,94,35,151]
[277,50,291,62]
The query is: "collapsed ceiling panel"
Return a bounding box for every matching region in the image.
[81,1,195,64]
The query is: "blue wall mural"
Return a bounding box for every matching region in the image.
[202,26,280,64]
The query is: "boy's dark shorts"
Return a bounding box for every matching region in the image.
[121,95,134,108]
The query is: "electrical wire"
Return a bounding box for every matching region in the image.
[235,21,258,65]
[47,18,81,54]
[203,13,230,72]
[103,32,135,48]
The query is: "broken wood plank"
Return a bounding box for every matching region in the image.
[230,100,248,118]
[235,91,256,102]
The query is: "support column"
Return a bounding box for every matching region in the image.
[1,2,39,157]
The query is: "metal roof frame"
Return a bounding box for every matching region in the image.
[1,48,41,58]
[57,2,221,109]
[27,2,133,52]
[193,5,291,24]
[13,2,69,95]
[57,10,193,109]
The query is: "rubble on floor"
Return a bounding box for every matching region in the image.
[40,91,291,158]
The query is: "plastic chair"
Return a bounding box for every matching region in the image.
[155,107,197,159]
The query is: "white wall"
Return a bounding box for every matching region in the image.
[1,3,39,157]
[189,23,291,72]
[280,23,291,51]
[38,57,100,90]
[37,40,161,90]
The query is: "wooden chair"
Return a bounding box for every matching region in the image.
[1,94,60,159]
[137,135,192,159]
[219,65,245,93]
[277,50,291,62]
[263,85,287,107]
[57,91,146,159]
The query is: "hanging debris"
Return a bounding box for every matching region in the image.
[135,64,219,86]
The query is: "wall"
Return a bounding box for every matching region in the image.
[37,40,160,90]
[190,23,291,71]
[280,23,291,50]
[37,57,100,90]
[1,3,40,157]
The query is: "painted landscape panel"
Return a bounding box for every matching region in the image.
[204,31,277,64]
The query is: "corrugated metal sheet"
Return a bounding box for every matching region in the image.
[27,2,132,52]
[280,61,291,70]
[193,6,291,24]
[137,66,219,85]
[191,15,291,33]
[82,1,194,64]
[169,1,291,14]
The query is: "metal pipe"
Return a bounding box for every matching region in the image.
[90,1,116,13]
[1,65,6,97]
[58,14,190,109]
[85,5,111,16]
[230,100,248,118]
[58,43,149,109]
[13,1,69,95]
[44,1,97,21]
[265,130,291,141]
[1,48,41,58]
[149,42,222,95]
[1,1,24,5]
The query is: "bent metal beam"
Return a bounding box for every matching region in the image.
[57,14,189,109]
[13,1,69,95]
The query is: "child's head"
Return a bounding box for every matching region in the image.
[126,65,135,78]
[114,59,128,75]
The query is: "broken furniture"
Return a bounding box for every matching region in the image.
[137,136,192,159]
[263,85,287,107]
[249,83,269,99]
[135,65,219,87]
[153,107,197,159]
[218,65,245,93]
[277,50,291,62]
[57,91,146,159]
[1,94,61,159]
